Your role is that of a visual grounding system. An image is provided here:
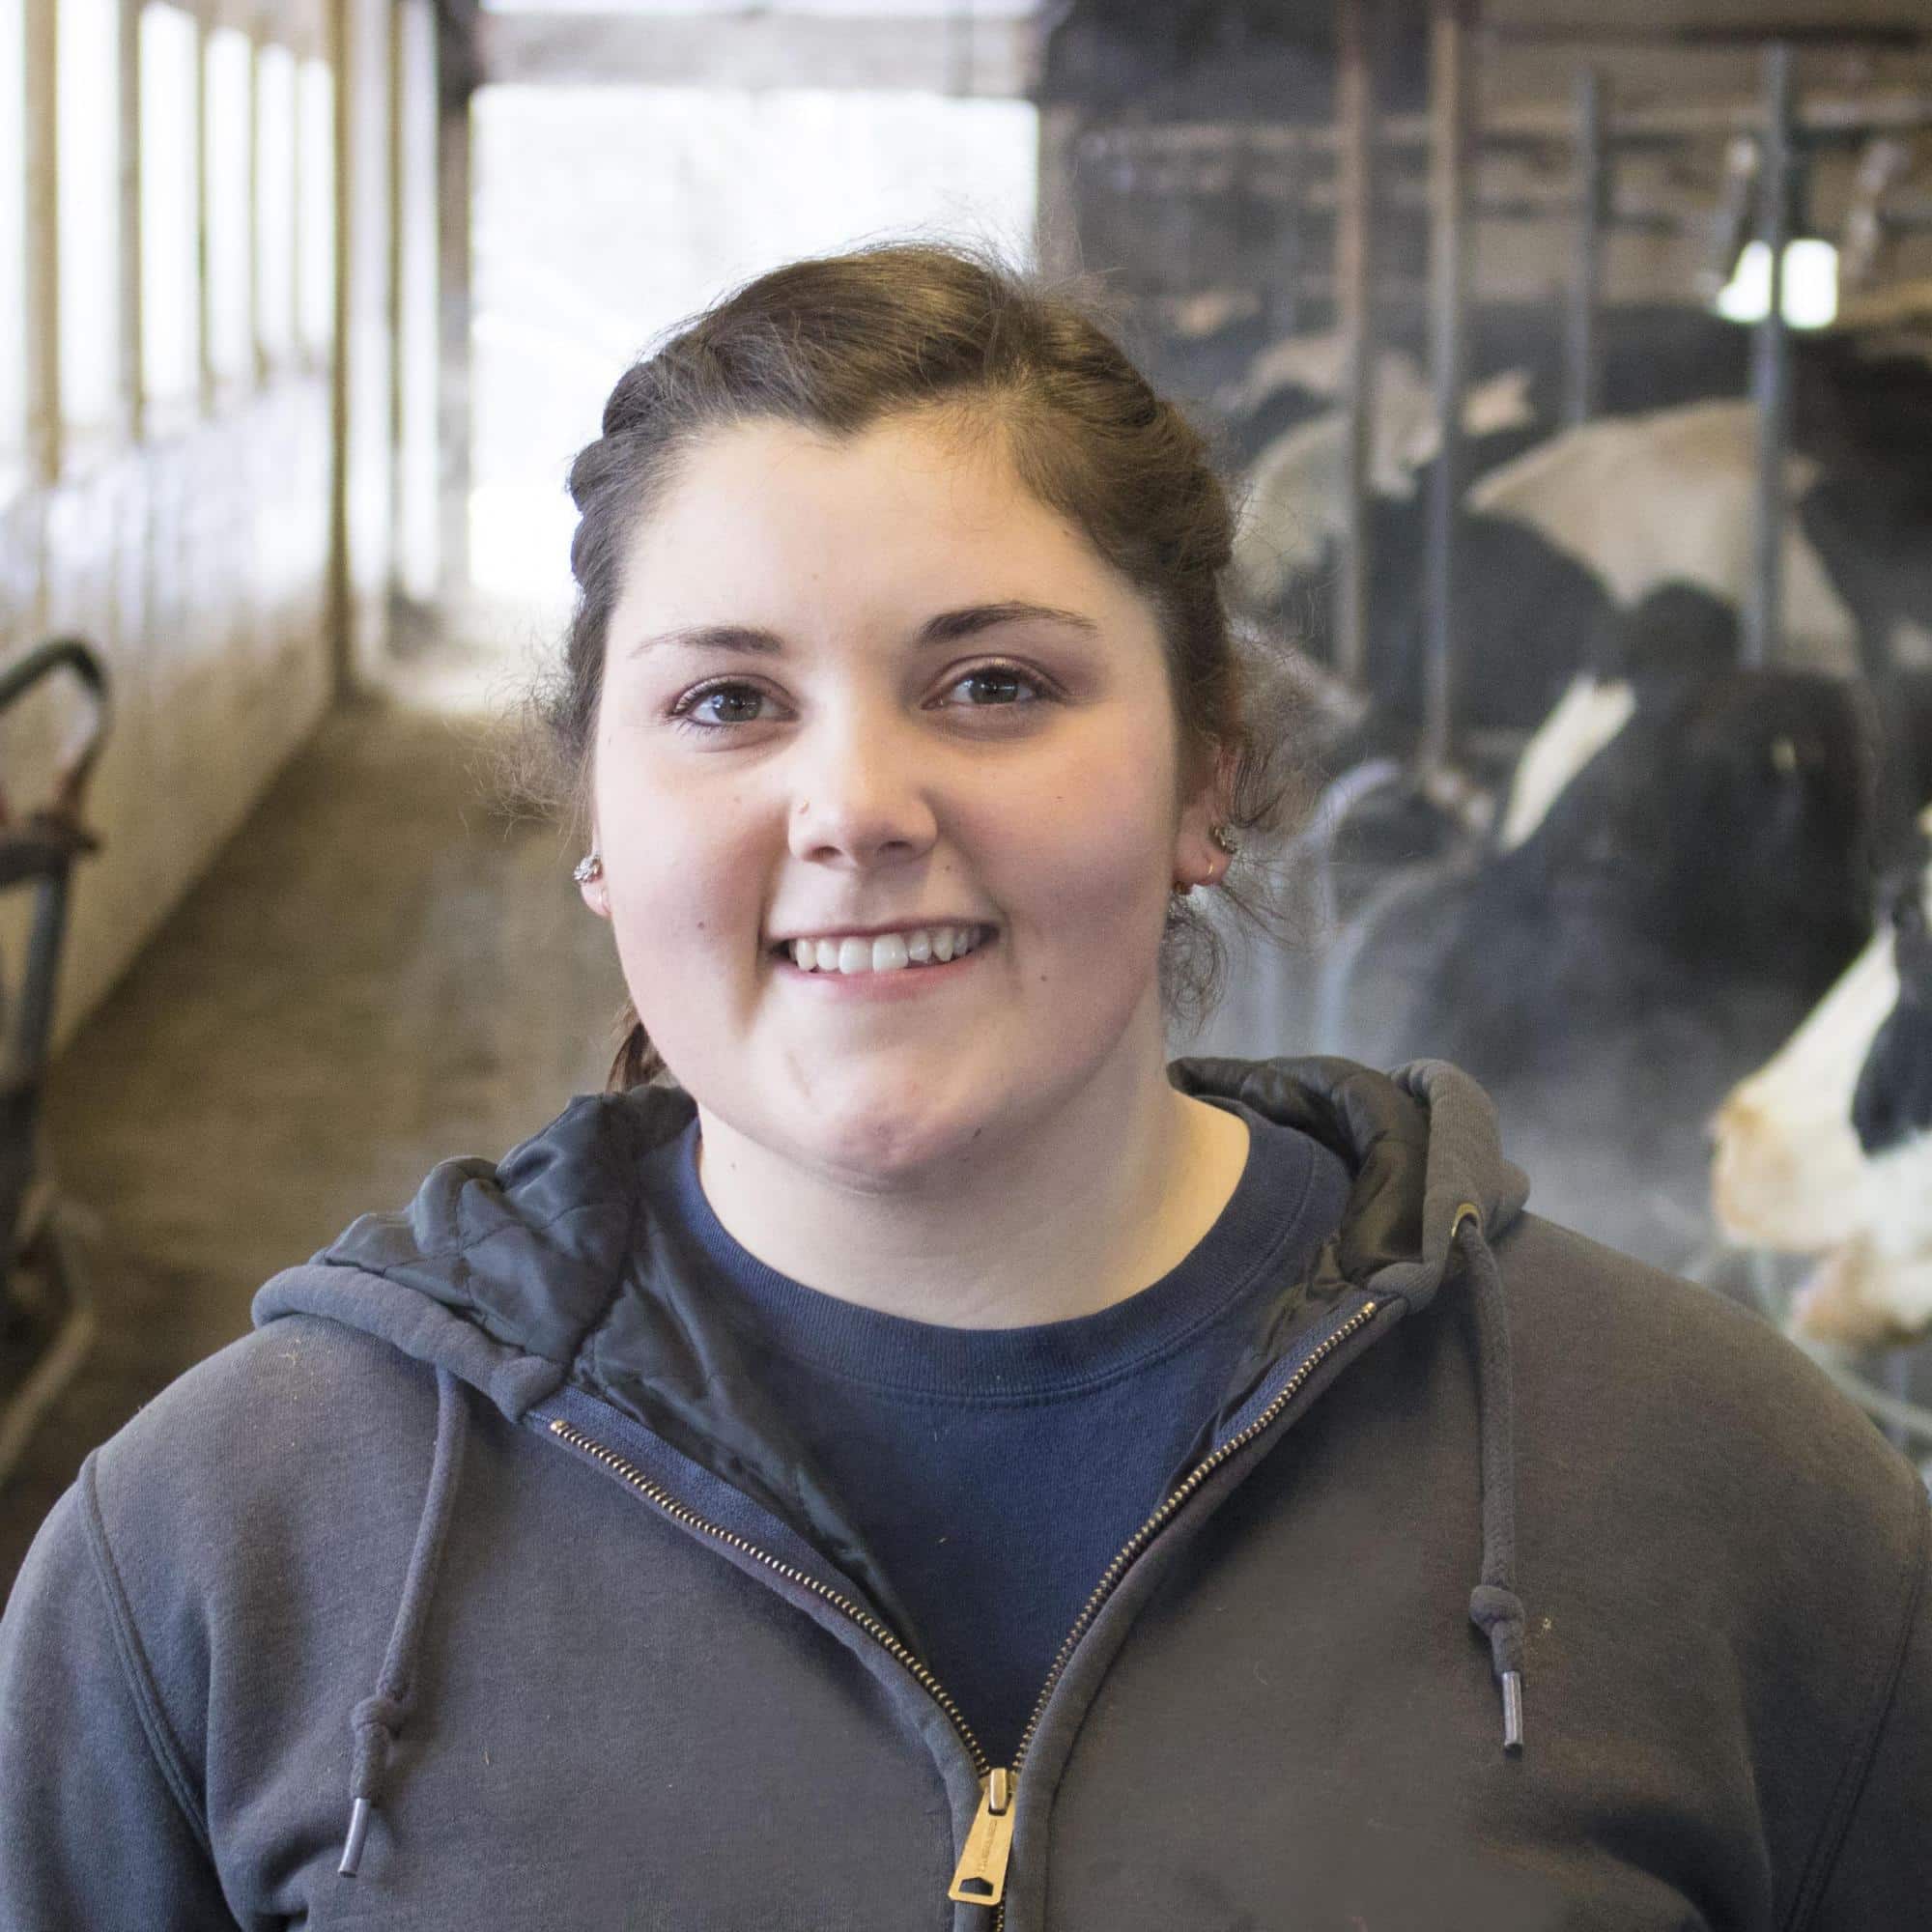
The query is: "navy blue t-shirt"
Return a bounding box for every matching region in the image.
[651,1097,1351,1770]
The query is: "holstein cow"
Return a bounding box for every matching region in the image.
[1496,583,1760,851]
[1226,296,1931,734]
[1463,293,1932,697]
[1220,300,1747,463]
[1792,287,1932,685]
[1366,659,1925,1270]
[1712,814,1932,1347]
[1465,398,1865,677]
[1231,352,1540,594]
[1230,399,1854,739]
[1405,664,1892,1090]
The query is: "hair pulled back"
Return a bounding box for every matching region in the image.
[517,238,1315,1090]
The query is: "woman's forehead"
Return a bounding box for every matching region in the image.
[615,415,1145,629]
[649,412,1026,526]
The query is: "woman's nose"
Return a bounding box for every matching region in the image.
[783,719,940,869]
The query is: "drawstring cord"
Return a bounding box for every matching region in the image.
[1456,1209,1528,1754]
[339,1366,471,1877]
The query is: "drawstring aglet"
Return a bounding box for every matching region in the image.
[1500,1671,1524,1753]
[338,1798,374,1877]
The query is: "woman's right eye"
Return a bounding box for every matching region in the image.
[668,680,767,733]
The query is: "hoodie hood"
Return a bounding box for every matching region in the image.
[254,1054,1532,1874]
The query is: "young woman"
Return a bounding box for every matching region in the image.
[2,242,1926,1929]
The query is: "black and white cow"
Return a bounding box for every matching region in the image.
[1227,296,1932,734]
[1713,815,1932,1346]
[1218,299,1747,463]
[1406,665,1902,1087]
[1465,399,1866,676]
[1334,662,1928,1269]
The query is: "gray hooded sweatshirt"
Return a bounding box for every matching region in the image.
[2,1055,1927,1930]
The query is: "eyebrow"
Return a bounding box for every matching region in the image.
[626,601,1103,661]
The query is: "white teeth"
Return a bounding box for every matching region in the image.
[785,925,986,974]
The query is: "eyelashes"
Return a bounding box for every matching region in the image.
[665,660,1059,736]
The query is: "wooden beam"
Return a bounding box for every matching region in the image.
[476,11,1039,96]
[24,0,59,486]
[1074,93,1932,159]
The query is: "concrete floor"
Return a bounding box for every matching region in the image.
[0,642,626,1593]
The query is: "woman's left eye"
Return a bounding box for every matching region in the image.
[667,661,1054,734]
[944,663,1052,710]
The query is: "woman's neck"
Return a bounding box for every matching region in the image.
[691,1072,1252,1330]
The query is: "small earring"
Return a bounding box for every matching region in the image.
[573,853,603,885]
[1209,823,1239,855]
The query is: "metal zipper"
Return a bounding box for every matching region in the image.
[548,1293,1380,1929]
[544,1413,994,1773]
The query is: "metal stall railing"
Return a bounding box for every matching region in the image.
[0,639,111,1490]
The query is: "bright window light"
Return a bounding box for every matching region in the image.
[57,0,122,433]
[297,58,335,353]
[140,5,198,405]
[1715,238,1839,329]
[205,26,253,382]
[469,84,1038,610]
[256,44,297,361]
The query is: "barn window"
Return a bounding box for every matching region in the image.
[469,82,1038,611]
[393,0,439,599]
[204,25,252,385]
[56,0,122,442]
[138,2,197,412]
[297,55,334,356]
[254,43,297,363]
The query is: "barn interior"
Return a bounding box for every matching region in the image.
[1,0,1930,1593]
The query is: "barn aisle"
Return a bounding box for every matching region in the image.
[0,643,627,1593]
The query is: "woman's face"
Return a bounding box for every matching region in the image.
[583,412,1227,1182]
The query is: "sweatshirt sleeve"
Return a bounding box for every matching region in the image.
[1800,1482,1932,1930]
[0,1460,240,1930]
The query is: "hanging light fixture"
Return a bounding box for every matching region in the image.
[1707,126,1837,329]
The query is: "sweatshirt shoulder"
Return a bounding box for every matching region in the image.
[86,1311,443,1568]
[1494,1209,1928,1584]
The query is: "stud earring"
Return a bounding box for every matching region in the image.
[573,853,603,885]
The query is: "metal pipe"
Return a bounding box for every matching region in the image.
[1424,0,1477,769]
[1564,67,1606,427]
[1076,94,1932,158]
[1335,0,1378,690]
[1747,41,1795,671]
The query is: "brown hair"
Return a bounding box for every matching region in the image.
[509,238,1316,1091]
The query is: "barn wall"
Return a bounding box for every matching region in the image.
[0,0,427,1059]
[0,381,333,1059]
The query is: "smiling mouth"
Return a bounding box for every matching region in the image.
[768,926,999,974]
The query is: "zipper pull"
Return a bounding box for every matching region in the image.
[947,1766,1016,1907]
